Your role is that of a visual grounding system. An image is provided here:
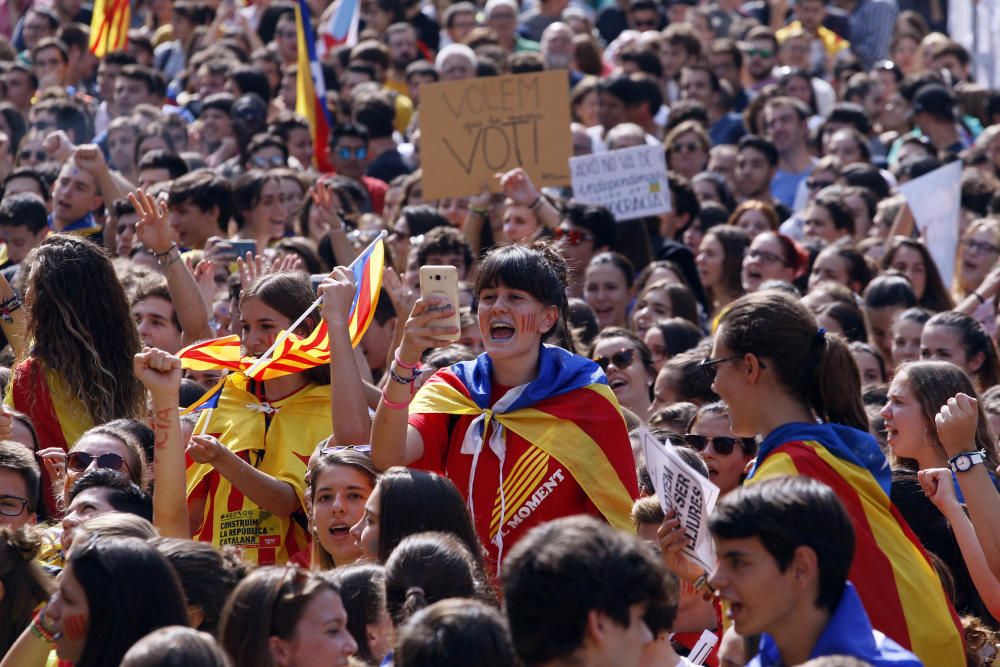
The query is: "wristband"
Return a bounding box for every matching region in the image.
[470,206,489,217]
[152,243,178,257]
[693,573,717,601]
[389,366,415,385]
[380,387,410,411]
[394,349,419,370]
[30,607,58,643]
[974,292,985,304]
[0,295,22,323]
[155,245,181,267]
[528,195,542,211]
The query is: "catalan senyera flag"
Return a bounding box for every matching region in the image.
[6,357,93,517]
[747,422,965,666]
[408,345,638,566]
[295,0,333,172]
[178,238,384,381]
[89,0,130,57]
[185,373,331,565]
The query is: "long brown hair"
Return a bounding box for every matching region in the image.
[23,235,144,425]
[717,291,868,431]
[240,272,330,385]
[0,526,53,655]
[881,237,953,312]
[897,361,1000,471]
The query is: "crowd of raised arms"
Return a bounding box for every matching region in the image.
[0,0,1000,665]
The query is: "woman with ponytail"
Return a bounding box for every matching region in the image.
[660,290,965,666]
[370,243,638,569]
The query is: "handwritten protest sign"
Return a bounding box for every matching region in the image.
[641,429,719,572]
[419,70,572,200]
[569,144,671,221]
[899,160,962,289]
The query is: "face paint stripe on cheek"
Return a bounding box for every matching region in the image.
[63,613,87,641]
[519,313,537,333]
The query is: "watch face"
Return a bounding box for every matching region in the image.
[956,455,972,472]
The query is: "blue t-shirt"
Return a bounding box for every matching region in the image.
[771,165,813,209]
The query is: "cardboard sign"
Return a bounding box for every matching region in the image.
[899,160,962,289]
[569,144,671,220]
[641,428,720,572]
[419,70,572,200]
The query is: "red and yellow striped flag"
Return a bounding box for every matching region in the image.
[179,238,384,381]
[749,434,965,665]
[89,0,130,57]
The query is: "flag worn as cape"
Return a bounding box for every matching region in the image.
[89,0,129,57]
[6,358,93,516]
[185,373,332,565]
[179,238,384,380]
[409,345,638,564]
[295,0,334,171]
[747,422,965,666]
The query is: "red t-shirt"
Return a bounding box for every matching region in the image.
[409,382,634,569]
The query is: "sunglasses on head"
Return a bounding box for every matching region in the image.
[66,451,131,474]
[683,434,749,455]
[320,444,372,454]
[806,178,834,190]
[593,348,636,372]
[336,146,368,161]
[553,227,594,246]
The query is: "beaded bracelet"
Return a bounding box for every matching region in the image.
[389,367,415,385]
[30,607,57,643]
[0,294,22,324]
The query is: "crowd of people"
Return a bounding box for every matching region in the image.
[0,0,999,665]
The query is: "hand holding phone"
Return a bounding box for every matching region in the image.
[419,266,461,342]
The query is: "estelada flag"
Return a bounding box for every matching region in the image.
[319,0,359,55]
[89,0,130,57]
[185,373,331,565]
[747,422,965,665]
[295,0,333,172]
[408,345,638,566]
[179,238,384,381]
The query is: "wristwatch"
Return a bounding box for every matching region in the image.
[948,450,985,473]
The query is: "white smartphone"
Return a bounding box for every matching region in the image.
[419,265,461,342]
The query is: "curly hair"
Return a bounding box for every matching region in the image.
[23,235,144,425]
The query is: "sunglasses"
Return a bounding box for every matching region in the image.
[672,141,702,154]
[964,239,1000,255]
[31,120,55,131]
[699,355,767,380]
[320,444,372,454]
[250,155,285,168]
[746,48,774,58]
[593,348,636,372]
[19,150,46,161]
[336,146,368,161]
[806,178,834,190]
[553,227,594,246]
[66,451,131,475]
[683,434,749,456]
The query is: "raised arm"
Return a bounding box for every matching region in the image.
[131,189,215,343]
[935,393,1000,579]
[920,467,1000,619]
[497,168,560,231]
[320,266,372,445]
[133,347,189,538]
[369,297,455,470]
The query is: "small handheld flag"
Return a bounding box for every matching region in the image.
[295,0,334,171]
[179,233,386,382]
